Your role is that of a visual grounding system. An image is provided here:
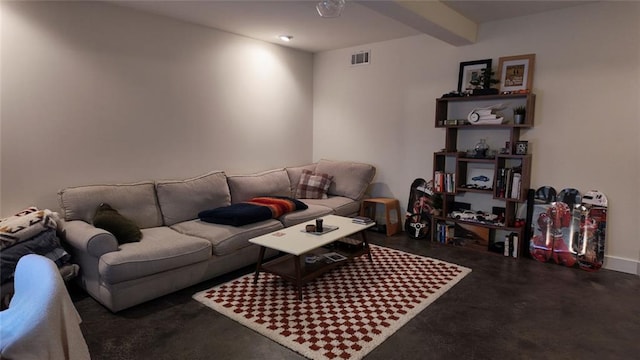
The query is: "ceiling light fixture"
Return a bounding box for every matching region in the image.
[316,0,345,18]
[278,35,293,42]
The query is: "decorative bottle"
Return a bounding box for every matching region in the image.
[474,138,489,158]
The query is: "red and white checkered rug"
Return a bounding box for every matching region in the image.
[193,245,471,360]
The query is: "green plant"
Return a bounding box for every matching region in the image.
[514,105,526,115]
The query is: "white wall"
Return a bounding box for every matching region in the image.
[3,1,639,275]
[313,2,640,274]
[0,1,314,216]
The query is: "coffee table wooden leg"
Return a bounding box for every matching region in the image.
[253,246,266,284]
[294,255,303,300]
[360,231,373,262]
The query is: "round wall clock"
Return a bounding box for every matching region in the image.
[468,111,480,123]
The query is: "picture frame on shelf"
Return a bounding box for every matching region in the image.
[466,167,494,188]
[515,141,529,155]
[457,59,492,93]
[497,54,535,93]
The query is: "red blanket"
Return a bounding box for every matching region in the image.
[245,197,302,218]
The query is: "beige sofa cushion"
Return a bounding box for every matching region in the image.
[170,219,283,256]
[98,227,211,285]
[314,159,376,200]
[278,204,333,227]
[227,168,291,203]
[155,171,230,226]
[301,196,362,217]
[58,181,162,229]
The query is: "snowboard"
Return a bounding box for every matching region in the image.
[575,190,607,271]
[405,178,434,239]
[529,187,607,272]
[550,188,582,267]
[529,186,557,263]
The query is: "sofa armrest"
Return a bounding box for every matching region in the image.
[62,220,118,258]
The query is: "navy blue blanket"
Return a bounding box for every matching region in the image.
[198,196,308,226]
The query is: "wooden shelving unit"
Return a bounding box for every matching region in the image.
[431,93,535,257]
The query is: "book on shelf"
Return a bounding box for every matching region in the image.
[436,222,455,244]
[512,233,519,258]
[434,171,443,192]
[496,167,521,199]
[504,232,519,258]
[352,216,374,224]
[510,173,521,199]
[496,168,506,197]
[434,171,455,193]
[446,173,455,193]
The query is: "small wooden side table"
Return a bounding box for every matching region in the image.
[360,197,402,236]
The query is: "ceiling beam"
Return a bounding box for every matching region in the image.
[357,0,477,46]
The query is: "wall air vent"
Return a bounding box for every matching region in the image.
[351,50,371,66]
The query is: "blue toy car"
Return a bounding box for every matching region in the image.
[471,175,490,182]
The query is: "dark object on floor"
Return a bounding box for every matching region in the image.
[368,223,387,234]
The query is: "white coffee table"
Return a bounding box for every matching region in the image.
[249,215,375,300]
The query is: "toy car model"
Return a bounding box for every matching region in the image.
[450,210,498,222]
[475,211,498,222]
[450,210,478,220]
[471,175,490,182]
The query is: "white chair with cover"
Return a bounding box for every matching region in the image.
[0,254,90,359]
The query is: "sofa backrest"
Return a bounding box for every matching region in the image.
[155,170,231,226]
[57,160,375,228]
[227,168,292,203]
[58,181,162,229]
[314,159,376,200]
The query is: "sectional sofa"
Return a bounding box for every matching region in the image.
[58,159,376,312]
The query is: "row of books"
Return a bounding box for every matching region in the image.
[434,171,455,193]
[504,232,519,258]
[435,222,455,244]
[496,167,521,199]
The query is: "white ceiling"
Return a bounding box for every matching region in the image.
[441,0,592,23]
[109,1,594,53]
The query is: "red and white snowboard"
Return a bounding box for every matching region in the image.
[529,187,607,272]
[529,186,557,263]
[575,190,607,271]
[405,178,434,239]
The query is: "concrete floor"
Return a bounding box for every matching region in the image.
[72,232,640,360]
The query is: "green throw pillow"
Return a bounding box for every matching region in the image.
[93,203,142,244]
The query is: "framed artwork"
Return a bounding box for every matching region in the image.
[515,141,529,155]
[498,54,535,93]
[457,59,492,93]
[467,167,494,188]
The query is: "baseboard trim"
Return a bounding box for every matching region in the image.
[604,255,640,276]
